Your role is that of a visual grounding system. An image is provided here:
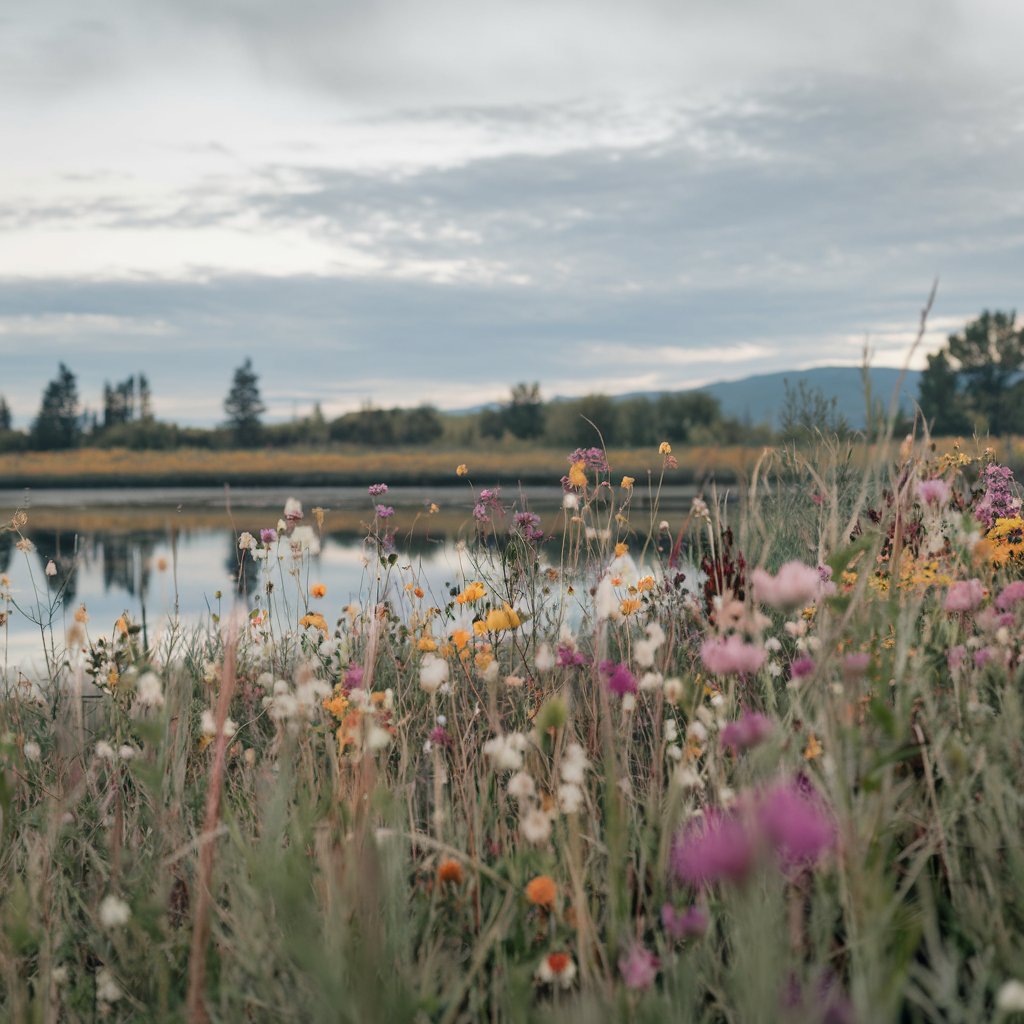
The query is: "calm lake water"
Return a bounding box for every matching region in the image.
[1,485,699,674]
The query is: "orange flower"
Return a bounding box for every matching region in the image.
[614,542,629,557]
[300,612,329,636]
[620,598,641,616]
[309,583,327,599]
[450,629,471,651]
[525,875,557,909]
[437,859,464,885]
[803,734,823,761]
[456,581,486,604]
[568,461,587,489]
[456,464,468,477]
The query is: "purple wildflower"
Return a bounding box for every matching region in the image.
[375,504,395,520]
[671,811,757,887]
[661,903,708,941]
[600,660,637,697]
[343,665,364,691]
[618,945,659,990]
[260,528,278,544]
[556,645,588,667]
[757,782,834,867]
[944,578,985,612]
[720,711,773,753]
[429,726,452,748]
[974,463,1021,529]
[917,478,951,505]
[513,511,544,542]
[567,447,609,473]
[701,634,767,676]
[790,655,816,679]
[367,483,389,497]
[996,580,1024,610]
[974,647,994,669]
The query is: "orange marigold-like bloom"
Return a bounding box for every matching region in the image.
[437,859,464,885]
[620,598,641,615]
[614,542,628,557]
[456,581,486,604]
[525,875,557,909]
[456,464,468,477]
[309,583,326,598]
[568,461,587,489]
[450,629,471,651]
[300,612,329,636]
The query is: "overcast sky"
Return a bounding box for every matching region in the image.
[2,0,1023,426]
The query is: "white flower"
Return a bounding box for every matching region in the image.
[135,671,165,708]
[283,497,303,521]
[997,980,1024,1012]
[96,967,122,1003]
[200,710,237,738]
[560,742,590,784]
[482,660,500,683]
[639,670,663,691]
[98,895,131,929]
[621,693,637,713]
[118,745,136,761]
[289,525,320,556]
[237,532,256,551]
[506,771,536,802]
[534,643,555,672]
[674,764,702,790]
[634,622,667,668]
[594,575,621,621]
[520,807,552,845]
[558,782,584,814]
[664,720,679,743]
[22,740,40,761]
[51,965,68,986]
[419,653,449,694]
[94,741,116,761]
[687,721,708,743]
[563,492,579,510]
[45,560,57,577]
[483,732,529,771]
[365,724,393,751]
[663,678,684,704]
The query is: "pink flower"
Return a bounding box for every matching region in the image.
[757,781,834,867]
[996,581,1024,611]
[946,644,966,672]
[600,660,638,697]
[917,478,951,505]
[661,903,708,940]
[701,635,766,676]
[944,579,984,613]
[720,711,773,753]
[618,944,659,990]
[790,656,815,679]
[671,811,757,886]
[751,561,823,609]
[842,652,870,680]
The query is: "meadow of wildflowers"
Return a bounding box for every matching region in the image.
[3,437,1024,1022]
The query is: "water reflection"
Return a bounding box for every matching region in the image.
[1,486,699,671]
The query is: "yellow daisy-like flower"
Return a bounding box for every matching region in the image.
[568,461,587,489]
[456,464,468,477]
[987,516,1024,566]
[300,612,329,636]
[456,581,486,604]
[620,476,635,489]
[614,541,628,557]
[803,734,823,761]
[658,441,672,455]
[620,598,641,616]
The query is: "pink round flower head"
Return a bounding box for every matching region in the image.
[751,561,822,609]
[671,810,757,887]
[944,578,984,613]
[600,660,637,697]
[996,581,1024,611]
[661,903,709,941]
[757,781,834,868]
[618,944,659,990]
[917,478,951,506]
[701,634,767,676]
[720,711,773,753]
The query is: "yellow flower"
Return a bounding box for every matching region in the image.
[456,581,486,604]
[475,649,494,671]
[803,734,823,761]
[456,464,468,477]
[620,476,635,489]
[429,503,439,514]
[322,689,350,720]
[636,575,655,592]
[568,461,587,489]
[74,604,89,624]
[483,604,521,633]
[620,598,641,615]
[614,541,628,557]
[417,636,438,652]
[309,583,326,599]
[300,612,329,636]
[450,629,471,651]
[658,442,672,455]
[987,516,1024,565]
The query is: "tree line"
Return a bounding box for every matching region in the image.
[1,311,1019,452]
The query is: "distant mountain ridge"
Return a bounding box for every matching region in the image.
[450,366,922,429]
[695,366,921,428]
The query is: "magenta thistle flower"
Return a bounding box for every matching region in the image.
[671,811,757,886]
[720,711,773,753]
[660,903,708,940]
[701,634,767,676]
[557,645,588,668]
[618,944,659,990]
[260,528,278,544]
[343,665,364,691]
[974,463,1021,529]
[600,660,638,696]
[790,655,816,679]
[367,483,389,497]
[757,782,834,867]
[375,504,395,520]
